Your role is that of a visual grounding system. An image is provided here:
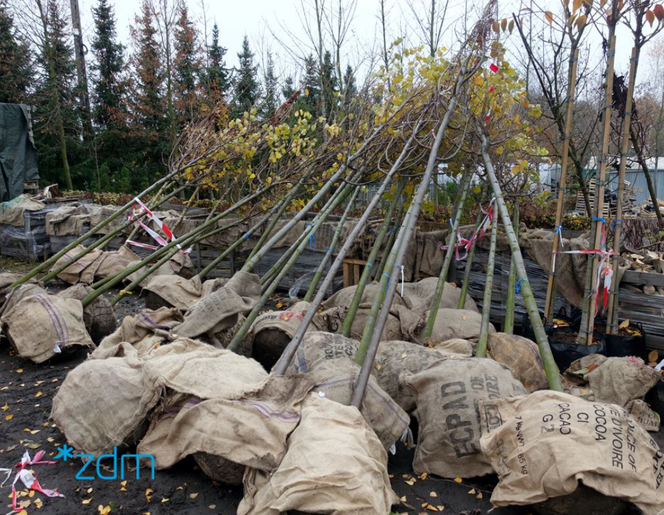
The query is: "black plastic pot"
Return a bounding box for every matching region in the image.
[548,326,607,372]
[520,308,575,342]
[645,380,664,420]
[593,318,647,360]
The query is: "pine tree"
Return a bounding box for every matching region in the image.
[262,51,278,118]
[320,50,338,119]
[206,22,230,104]
[0,3,31,103]
[173,2,202,127]
[91,0,126,130]
[129,0,168,189]
[31,0,80,190]
[343,64,357,103]
[231,36,260,119]
[299,54,320,115]
[282,75,296,100]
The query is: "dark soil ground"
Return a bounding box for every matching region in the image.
[0,257,658,515]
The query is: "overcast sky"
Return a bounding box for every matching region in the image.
[69,0,651,87]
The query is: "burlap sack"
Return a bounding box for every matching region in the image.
[374,340,448,413]
[1,288,94,363]
[143,338,268,400]
[250,301,314,370]
[126,251,195,287]
[137,374,311,473]
[403,358,527,478]
[238,394,398,515]
[587,357,661,407]
[287,331,359,375]
[479,391,664,514]
[487,333,548,393]
[59,284,117,344]
[401,277,478,315]
[433,338,474,355]
[0,195,44,226]
[91,307,183,359]
[93,246,141,281]
[143,275,205,310]
[421,308,494,344]
[322,283,408,310]
[173,271,260,339]
[51,344,161,455]
[626,399,661,432]
[564,353,608,385]
[51,244,104,285]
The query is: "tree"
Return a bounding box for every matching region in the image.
[262,51,279,118]
[31,0,79,190]
[129,0,168,189]
[206,22,231,104]
[299,54,321,115]
[232,35,260,118]
[342,63,356,101]
[173,2,202,127]
[0,3,31,103]
[320,49,338,118]
[91,0,126,130]
[282,75,296,99]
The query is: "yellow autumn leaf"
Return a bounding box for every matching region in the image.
[1,404,8,411]
[454,477,463,483]
[5,414,14,421]
[619,319,630,330]
[82,499,92,505]
[97,505,111,515]
[649,350,659,363]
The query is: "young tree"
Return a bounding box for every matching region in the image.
[0,3,31,103]
[282,75,296,99]
[262,51,279,118]
[173,1,202,127]
[299,54,321,115]
[231,35,260,118]
[206,22,231,103]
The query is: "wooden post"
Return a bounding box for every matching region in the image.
[584,32,617,345]
[607,47,638,333]
[544,48,579,324]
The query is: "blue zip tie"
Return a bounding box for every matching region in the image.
[553,224,563,236]
[327,246,334,253]
[610,218,623,230]
[516,278,528,294]
[244,231,251,240]
[366,262,373,267]
[382,272,390,293]
[592,216,606,225]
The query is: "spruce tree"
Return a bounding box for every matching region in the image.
[129,0,168,189]
[0,3,31,103]
[343,64,357,103]
[231,36,260,119]
[91,0,126,130]
[320,50,338,119]
[173,2,202,127]
[282,75,296,100]
[299,54,320,115]
[262,51,278,118]
[32,0,79,189]
[207,22,230,104]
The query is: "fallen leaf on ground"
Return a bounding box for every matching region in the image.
[430,492,438,497]
[82,499,92,505]
[454,477,463,483]
[468,488,476,495]
[97,505,111,515]
[5,415,13,421]
[1,404,8,412]
[190,493,199,499]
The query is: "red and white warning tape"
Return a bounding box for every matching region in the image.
[1,450,63,514]
[127,197,191,254]
[440,198,495,260]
